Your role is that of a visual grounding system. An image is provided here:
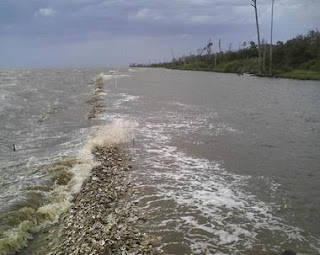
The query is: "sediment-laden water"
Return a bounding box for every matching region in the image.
[0,68,319,254]
[0,68,105,254]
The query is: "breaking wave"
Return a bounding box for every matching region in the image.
[0,121,133,255]
[0,71,134,255]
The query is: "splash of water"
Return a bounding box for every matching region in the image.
[0,121,133,255]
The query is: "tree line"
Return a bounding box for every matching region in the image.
[132,30,320,78]
[131,1,320,80]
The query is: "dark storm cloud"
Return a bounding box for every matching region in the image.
[0,0,319,67]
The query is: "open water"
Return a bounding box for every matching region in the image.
[0,68,319,254]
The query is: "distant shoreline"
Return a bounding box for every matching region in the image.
[131,30,320,81]
[172,67,320,81]
[133,66,320,81]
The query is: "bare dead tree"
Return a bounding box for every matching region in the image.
[270,0,275,75]
[197,39,213,56]
[229,42,232,52]
[218,38,222,64]
[262,39,267,72]
[197,48,204,56]
[214,51,217,68]
[171,49,176,62]
[251,0,262,73]
[206,38,213,55]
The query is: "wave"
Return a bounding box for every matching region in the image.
[0,122,133,254]
[0,69,134,255]
[99,86,320,254]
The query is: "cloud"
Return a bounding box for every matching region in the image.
[0,0,319,67]
[35,8,56,18]
[133,8,215,25]
[186,15,213,24]
[135,8,164,21]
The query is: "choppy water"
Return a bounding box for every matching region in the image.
[1,68,320,254]
[0,68,105,254]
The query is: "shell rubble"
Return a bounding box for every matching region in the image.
[50,146,159,255]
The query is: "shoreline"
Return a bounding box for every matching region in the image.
[132,66,320,81]
[170,67,320,81]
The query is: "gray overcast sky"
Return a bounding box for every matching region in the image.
[0,0,319,68]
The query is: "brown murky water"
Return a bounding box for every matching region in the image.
[103,68,320,254]
[1,68,320,254]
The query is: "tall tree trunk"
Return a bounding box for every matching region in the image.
[214,53,217,68]
[252,0,262,74]
[218,38,222,64]
[263,43,266,72]
[270,0,275,76]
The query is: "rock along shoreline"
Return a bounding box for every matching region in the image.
[49,144,159,255]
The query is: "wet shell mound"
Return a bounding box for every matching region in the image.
[87,76,106,119]
[51,145,158,255]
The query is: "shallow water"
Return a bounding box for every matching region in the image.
[1,68,320,254]
[102,68,320,254]
[0,68,99,211]
[0,68,104,253]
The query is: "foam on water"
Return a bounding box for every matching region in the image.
[113,93,140,108]
[2,68,318,254]
[0,120,133,254]
[100,73,130,82]
[136,117,319,253]
[0,70,135,254]
[99,83,320,253]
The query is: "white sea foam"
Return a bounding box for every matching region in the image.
[97,91,107,96]
[101,73,130,82]
[31,121,133,231]
[159,101,238,137]
[113,93,140,108]
[134,116,310,253]
[108,69,118,74]
[90,78,320,253]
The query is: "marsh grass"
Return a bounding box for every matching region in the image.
[277,70,320,80]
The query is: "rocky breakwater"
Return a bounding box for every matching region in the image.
[87,76,106,119]
[51,144,158,255]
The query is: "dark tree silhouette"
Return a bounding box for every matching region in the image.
[270,0,275,75]
[251,0,262,73]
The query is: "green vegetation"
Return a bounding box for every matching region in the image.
[132,30,320,80]
[277,70,320,80]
